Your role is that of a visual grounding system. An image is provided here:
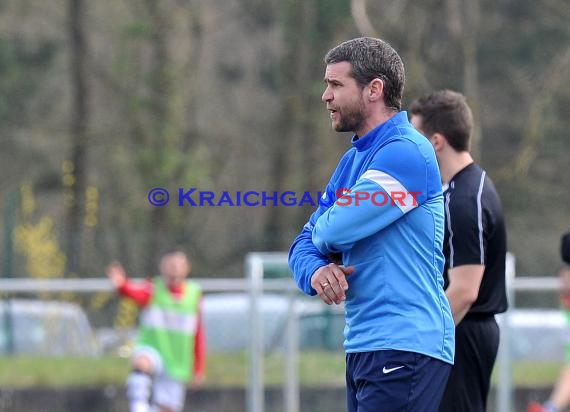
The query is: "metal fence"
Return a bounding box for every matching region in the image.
[0,251,564,412]
[243,251,565,412]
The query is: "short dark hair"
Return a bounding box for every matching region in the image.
[408,90,473,152]
[160,246,189,259]
[324,37,405,111]
[562,231,570,264]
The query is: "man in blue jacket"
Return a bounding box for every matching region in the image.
[288,37,454,411]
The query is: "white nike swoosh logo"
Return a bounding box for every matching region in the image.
[382,365,405,374]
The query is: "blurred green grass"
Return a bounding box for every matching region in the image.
[491,362,562,387]
[0,353,561,388]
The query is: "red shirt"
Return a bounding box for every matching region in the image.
[561,292,570,309]
[118,278,206,379]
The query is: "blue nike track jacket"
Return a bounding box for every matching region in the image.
[289,111,454,364]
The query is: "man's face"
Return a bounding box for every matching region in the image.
[560,267,570,308]
[561,267,570,294]
[322,61,366,134]
[159,252,190,288]
[411,114,438,148]
[412,114,442,165]
[410,114,429,141]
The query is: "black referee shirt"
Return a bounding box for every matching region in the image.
[443,162,508,315]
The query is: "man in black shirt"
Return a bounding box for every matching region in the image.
[410,90,508,412]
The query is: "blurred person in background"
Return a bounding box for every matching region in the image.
[289,37,454,412]
[410,90,508,412]
[107,248,206,412]
[528,231,570,412]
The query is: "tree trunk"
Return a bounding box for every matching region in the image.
[65,0,89,276]
[446,0,481,160]
[263,0,319,251]
[144,0,174,271]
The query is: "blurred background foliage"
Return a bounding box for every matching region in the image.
[0,0,568,294]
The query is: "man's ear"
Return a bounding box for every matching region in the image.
[431,133,446,152]
[367,78,384,102]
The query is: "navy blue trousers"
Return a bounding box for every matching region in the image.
[346,350,451,412]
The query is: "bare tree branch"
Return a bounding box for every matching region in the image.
[351,0,377,37]
[445,0,461,38]
[499,47,570,180]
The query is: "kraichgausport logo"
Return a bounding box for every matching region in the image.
[147,188,423,208]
